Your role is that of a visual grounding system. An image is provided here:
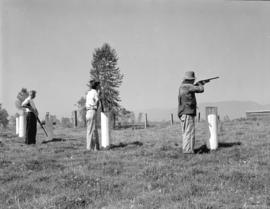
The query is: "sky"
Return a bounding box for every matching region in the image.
[1,0,270,119]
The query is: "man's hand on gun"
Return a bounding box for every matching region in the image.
[195,80,210,85]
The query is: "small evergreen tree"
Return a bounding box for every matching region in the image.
[9,115,16,128]
[116,107,135,127]
[61,117,73,128]
[76,96,87,127]
[0,104,9,128]
[89,43,124,113]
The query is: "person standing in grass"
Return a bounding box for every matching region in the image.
[21,90,38,145]
[85,80,100,151]
[178,71,205,154]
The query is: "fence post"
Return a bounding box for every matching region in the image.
[198,112,200,122]
[144,113,148,129]
[132,114,136,130]
[73,110,77,128]
[170,113,174,125]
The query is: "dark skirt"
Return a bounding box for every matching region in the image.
[25,112,37,144]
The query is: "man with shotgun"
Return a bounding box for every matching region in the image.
[21,90,41,144]
[178,71,219,154]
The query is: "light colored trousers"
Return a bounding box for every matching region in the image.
[180,114,195,153]
[86,110,99,150]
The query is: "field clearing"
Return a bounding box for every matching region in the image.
[0,120,269,209]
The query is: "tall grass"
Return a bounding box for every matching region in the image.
[0,120,269,209]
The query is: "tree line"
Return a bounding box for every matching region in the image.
[0,43,136,130]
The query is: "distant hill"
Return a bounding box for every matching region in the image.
[135,101,270,121]
[198,101,270,120]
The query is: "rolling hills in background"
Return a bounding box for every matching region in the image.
[136,101,270,122]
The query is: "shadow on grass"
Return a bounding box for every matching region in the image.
[114,124,156,130]
[105,141,143,150]
[41,138,67,144]
[194,145,210,154]
[194,142,242,154]
[218,142,241,148]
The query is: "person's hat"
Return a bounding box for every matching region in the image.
[183,71,196,80]
[90,79,100,89]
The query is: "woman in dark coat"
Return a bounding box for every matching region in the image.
[22,90,38,144]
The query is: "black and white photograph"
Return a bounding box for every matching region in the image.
[0,0,269,208]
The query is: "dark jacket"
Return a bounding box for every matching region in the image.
[178,81,204,117]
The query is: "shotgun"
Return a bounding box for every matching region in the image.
[35,114,48,137]
[195,76,219,86]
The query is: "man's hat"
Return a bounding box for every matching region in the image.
[183,71,196,80]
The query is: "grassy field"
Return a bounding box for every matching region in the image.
[0,119,269,209]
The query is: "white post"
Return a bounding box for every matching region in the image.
[16,117,19,135]
[206,107,218,150]
[19,113,26,138]
[208,114,218,150]
[101,112,111,148]
[45,112,54,141]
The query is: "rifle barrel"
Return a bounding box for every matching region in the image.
[208,76,219,80]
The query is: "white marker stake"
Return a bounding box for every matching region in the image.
[101,112,110,148]
[19,114,26,138]
[208,114,218,150]
[16,117,19,135]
